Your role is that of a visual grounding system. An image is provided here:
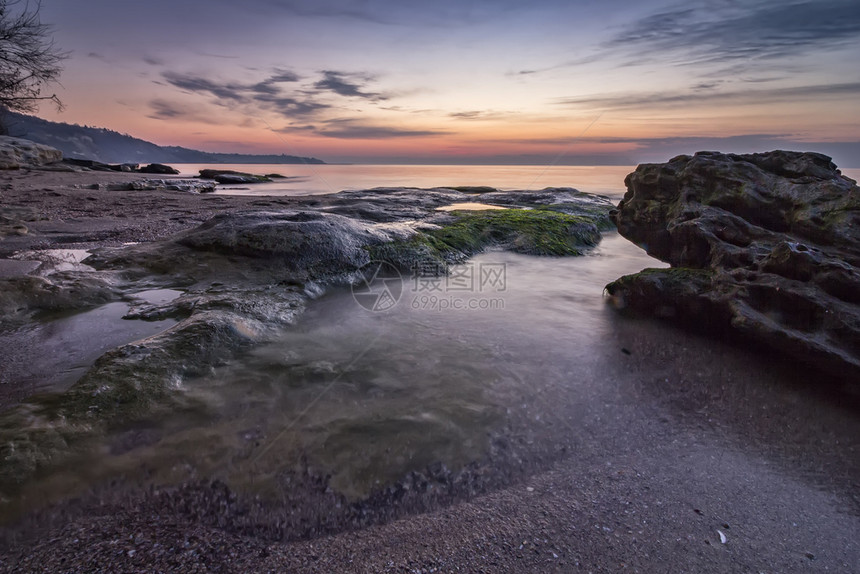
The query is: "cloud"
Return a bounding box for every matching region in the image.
[313,71,385,100]
[193,51,241,60]
[557,82,860,110]
[317,119,450,139]
[448,110,512,120]
[161,69,330,119]
[608,0,860,71]
[254,95,330,116]
[143,55,164,66]
[163,72,251,102]
[247,0,529,27]
[159,68,399,123]
[522,1,860,77]
[148,99,223,124]
[267,69,301,83]
[149,99,186,119]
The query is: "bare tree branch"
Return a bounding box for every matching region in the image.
[0,0,66,130]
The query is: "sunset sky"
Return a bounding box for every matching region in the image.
[35,0,860,165]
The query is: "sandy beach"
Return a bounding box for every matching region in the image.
[1,168,858,573]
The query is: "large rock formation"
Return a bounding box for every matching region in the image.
[606,151,859,380]
[0,136,63,169]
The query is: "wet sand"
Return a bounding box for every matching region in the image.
[1,168,858,573]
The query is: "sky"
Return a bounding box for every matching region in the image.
[29,0,860,165]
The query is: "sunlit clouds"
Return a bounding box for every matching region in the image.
[38,0,860,165]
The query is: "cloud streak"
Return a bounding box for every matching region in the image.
[317,119,450,139]
[247,0,530,27]
[160,69,335,120]
[608,0,860,66]
[159,68,397,123]
[521,0,860,77]
[148,99,225,124]
[557,82,860,110]
[313,71,384,100]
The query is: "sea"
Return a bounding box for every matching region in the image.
[173,164,637,200]
[172,163,860,202]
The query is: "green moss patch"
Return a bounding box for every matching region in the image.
[368,208,603,271]
[434,209,600,255]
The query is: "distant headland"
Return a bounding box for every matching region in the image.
[0,111,326,165]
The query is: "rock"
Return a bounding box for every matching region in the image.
[139,163,180,174]
[0,310,272,489]
[62,158,117,171]
[606,150,860,379]
[62,159,140,172]
[176,210,395,281]
[198,169,271,184]
[105,179,216,193]
[0,273,120,329]
[0,136,63,169]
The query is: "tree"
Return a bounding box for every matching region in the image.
[0,0,65,129]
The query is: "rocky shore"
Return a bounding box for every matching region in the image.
[606,151,859,381]
[0,147,858,573]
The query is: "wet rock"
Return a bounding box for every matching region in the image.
[124,285,305,326]
[139,163,180,175]
[104,179,216,193]
[0,310,270,491]
[0,136,63,169]
[0,273,121,329]
[198,169,271,184]
[316,187,612,270]
[606,150,860,379]
[174,210,399,281]
[61,158,135,172]
[61,158,114,171]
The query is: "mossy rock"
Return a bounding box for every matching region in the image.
[0,311,265,494]
[605,267,728,327]
[446,186,499,194]
[369,209,603,271]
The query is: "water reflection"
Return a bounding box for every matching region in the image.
[0,289,182,402]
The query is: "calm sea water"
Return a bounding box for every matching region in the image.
[175,163,860,200]
[173,164,637,199]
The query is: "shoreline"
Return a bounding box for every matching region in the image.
[0,169,309,257]
[0,168,858,573]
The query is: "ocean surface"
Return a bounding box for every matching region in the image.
[173,164,637,199]
[173,163,860,201]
